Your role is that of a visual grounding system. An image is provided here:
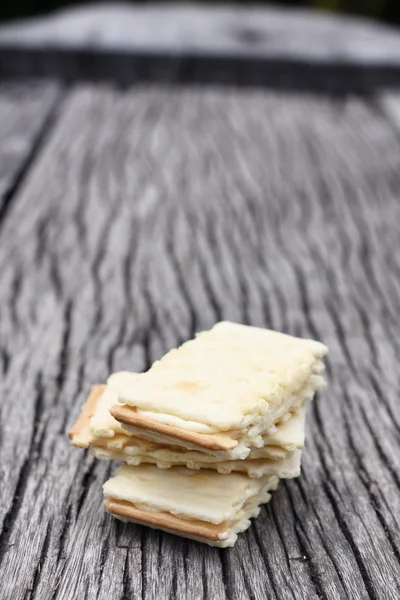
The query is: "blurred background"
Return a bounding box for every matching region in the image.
[1,1,400,25]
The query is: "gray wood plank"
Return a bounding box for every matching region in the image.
[0,81,60,217]
[1,4,400,65]
[379,92,400,132]
[0,85,399,600]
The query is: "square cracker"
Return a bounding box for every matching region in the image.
[103,463,275,524]
[109,322,327,435]
[103,464,279,547]
[110,375,317,454]
[69,384,306,461]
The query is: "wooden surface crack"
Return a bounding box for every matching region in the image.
[0,82,61,231]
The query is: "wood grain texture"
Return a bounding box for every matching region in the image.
[0,81,60,215]
[0,84,399,600]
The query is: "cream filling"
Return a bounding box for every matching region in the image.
[92,442,291,464]
[93,447,302,479]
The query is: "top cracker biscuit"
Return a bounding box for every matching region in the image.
[109,322,327,432]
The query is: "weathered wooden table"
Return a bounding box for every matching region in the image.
[1,12,400,599]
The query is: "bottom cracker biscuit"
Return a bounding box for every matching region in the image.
[103,464,279,547]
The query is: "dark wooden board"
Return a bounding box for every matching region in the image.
[0,83,399,600]
[2,48,400,93]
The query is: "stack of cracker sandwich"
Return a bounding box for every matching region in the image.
[69,322,327,547]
